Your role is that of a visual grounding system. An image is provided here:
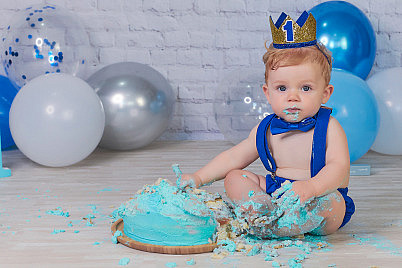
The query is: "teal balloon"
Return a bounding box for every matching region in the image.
[310,1,376,79]
[0,75,18,150]
[326,69,379,162]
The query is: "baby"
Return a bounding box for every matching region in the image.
[181,11,355,237]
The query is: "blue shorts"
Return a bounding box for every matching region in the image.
[266,175,355,228]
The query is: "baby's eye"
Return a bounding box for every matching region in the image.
[302,85,311,91]
[278,86,286,91]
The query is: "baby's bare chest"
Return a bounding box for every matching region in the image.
[268,130,314,172]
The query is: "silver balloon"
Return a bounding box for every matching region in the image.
[87,62,175,150]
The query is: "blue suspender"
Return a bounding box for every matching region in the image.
[310,107,331,177]
[256,107,332,178]
[256,113,277,175]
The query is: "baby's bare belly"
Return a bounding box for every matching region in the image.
[275,167,311,181]
[268,132,349,189]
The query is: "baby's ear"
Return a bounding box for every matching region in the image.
[262,84,271,103]
[322,84,334,104]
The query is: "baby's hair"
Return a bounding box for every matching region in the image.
[262,42,332,85]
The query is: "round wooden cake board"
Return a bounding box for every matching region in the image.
[111,219,217,255]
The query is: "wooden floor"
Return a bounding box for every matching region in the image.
[0,141,401,267]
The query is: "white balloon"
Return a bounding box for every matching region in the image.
[367,67,402,155]
[9,73,105,167]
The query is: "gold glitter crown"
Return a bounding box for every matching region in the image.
[269,11,317,49]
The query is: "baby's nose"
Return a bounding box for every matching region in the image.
[287,89,300,101]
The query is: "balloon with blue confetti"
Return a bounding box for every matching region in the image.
[214,68,274,145]
[1,4,94,88]
[310,1,376,79]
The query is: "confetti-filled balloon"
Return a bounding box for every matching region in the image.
[1,4,94,88]
[214,68,273,144]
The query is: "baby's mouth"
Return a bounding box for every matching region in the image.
[284,107,301,114]
[283,107,301,121]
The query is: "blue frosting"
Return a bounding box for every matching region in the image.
[118,179,217,246]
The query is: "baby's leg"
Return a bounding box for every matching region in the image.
[224,170,276,221]
[271,191,346,237]
[224,169,267,201]
[309,191,346,235]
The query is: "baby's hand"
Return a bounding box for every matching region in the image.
[272,181,293,199]
[272,182,299,210]
[179,174,202,189]
[272,180,317,206]
[289,180,317,203]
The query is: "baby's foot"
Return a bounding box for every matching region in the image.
[233,193,281,236]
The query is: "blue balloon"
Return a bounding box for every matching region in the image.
[0,75,18,150]
[310,1,376,79]
[326,69,379,162]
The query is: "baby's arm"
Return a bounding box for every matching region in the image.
[300,117,350,200]
[182,126,260,188]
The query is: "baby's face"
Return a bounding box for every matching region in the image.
[263,62,333,122]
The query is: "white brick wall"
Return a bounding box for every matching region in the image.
[0,0,401,140]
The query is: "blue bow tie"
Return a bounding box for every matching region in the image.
[270,116,316,135]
